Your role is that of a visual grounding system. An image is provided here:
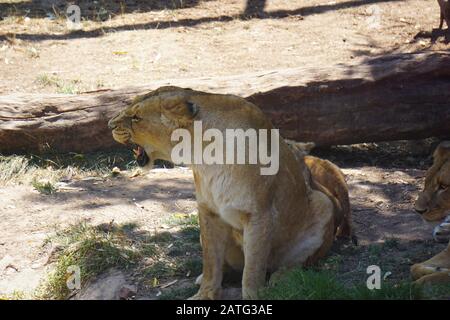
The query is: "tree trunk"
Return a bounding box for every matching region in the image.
[1,51,450,154]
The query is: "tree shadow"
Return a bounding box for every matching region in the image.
[345,175,436,244]
[21,173,196,213]
[413,28,450,44]
[0,0,404,42]
[311,139,437,170]
[243,0,266,18]
[0,0,206,19]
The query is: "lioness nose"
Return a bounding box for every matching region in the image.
[415,208,427,214]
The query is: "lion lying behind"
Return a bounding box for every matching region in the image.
[108,86,353,299]
[286,140,353,241]
[412,141,450,284]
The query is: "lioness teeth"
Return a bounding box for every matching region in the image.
[130,145,150,167]
[132,145,144,159]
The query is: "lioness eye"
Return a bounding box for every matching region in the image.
[132,115,142,122]
[439,184,448,190]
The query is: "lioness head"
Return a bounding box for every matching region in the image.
[108,86,200,168]
[414,141,450,221]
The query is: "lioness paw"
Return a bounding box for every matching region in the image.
[188,288,222,300]
[433,217,450,243]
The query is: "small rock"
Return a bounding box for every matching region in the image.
[112,167,121,175]
[118,285,137,300]
[5,265,19,274]
[0,255,14,271]
[73,269,126,300]
[419,40,427,47]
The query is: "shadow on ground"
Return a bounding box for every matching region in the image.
[1,0,404,42]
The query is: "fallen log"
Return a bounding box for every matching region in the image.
[1,51,450,154]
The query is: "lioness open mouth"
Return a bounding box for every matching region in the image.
[132,145,150,167]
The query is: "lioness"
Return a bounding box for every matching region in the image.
[285,140,353,240]
[108,86,347,299]
[412,141,450,284]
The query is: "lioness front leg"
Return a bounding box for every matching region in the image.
[189,205,230,300]
[411,243,450,282]
[242,215,272,299]
[433,215,450,243]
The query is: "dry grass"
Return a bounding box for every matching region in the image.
[0,155,64,187]
[34,214,201,300]
[0,150,135,188]
[35,221,142,299]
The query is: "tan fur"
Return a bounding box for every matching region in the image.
[304,156,353,239]
[285,140,353,239]
[412,141,450,284]
[108,86,342,299]
[414,141,450,222]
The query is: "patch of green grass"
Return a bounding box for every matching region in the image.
[423,283,450,299]
[261,268,348,300]
[350,282,423,300]
[167,213,199,228]
[159,284,199,300]
[143,261,175,278]
[149,231,174,244]
[321,254,343,271]
[32,178,56,195]
[135,221,202,292]
[35,75,83,94]
[36,222,141,299]
[0,291,26,300]
[140,243,158,256]
[176,256,203,276]
[141,226,202,279]
[37,218,204,300]
[179,226,200,242]
[260,268,423,300]
[36,74,58,87]
[145,255,201,280]
[56,79,84,94]
[368,243,383,260]
[384,238,400,249]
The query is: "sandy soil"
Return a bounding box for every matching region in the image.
[0,167,196,294]
[0,0,449,298]
[0,0,449,94]
[0,157,446,298]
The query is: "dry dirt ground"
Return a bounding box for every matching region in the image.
[0,143,447,299]
[0,0,449,94]
[0,0,449,299]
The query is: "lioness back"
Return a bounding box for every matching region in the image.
[285,140,353,240]
[304,155,352,239]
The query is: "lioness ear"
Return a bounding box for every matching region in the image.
[161,96,199,123]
